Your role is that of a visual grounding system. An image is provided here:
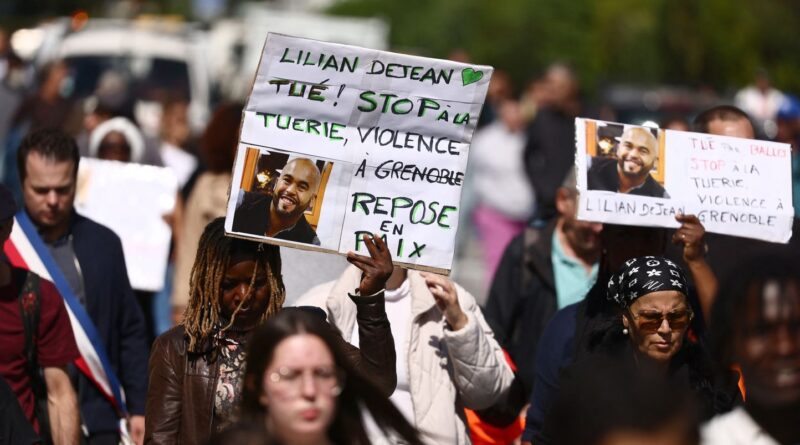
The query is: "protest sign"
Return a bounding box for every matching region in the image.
[576,118,794,243]
[225,33,493,273]
[75,158,178,291]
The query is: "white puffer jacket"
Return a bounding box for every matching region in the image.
[295,266,515,445]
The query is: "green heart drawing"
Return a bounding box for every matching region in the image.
[461,68,484,86]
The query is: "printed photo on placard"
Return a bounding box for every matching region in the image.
[230,146,336,247]
[584,120,668,199]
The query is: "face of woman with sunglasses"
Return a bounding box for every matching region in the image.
[260,334,340,444]
[622,290,693,363]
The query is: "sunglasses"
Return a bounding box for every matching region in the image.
[629,308,693,332]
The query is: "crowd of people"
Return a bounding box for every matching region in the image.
[1,24,800,445]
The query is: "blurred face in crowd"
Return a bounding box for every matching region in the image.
[260,334,339,443]
[219,256,270,329]
[161,101,190,147]
[272,159,320,221]
[22,152,76,235]
[544,65,578,109]
[557,187,603,257]
[499,100,525,133]
[706,117,755,139]
[734,278,800,408]
[623,290,693,364]
[97,131,132,163]
[616,127,657,180]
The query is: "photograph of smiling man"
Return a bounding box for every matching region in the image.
[586,124,669,198]
[232,149,331,246]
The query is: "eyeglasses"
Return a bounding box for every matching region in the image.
[268,366,343,397]
[629,308,693,332]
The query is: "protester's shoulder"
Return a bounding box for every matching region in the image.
[152,326,188,355]
[73,213,122,244]
[541,302,581,343]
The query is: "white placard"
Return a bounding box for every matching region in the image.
[225,33,493,273]
[576,118,793,243]
[75,158,178,291]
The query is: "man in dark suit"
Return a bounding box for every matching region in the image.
[587,126,669,198]
[233,157,321,245]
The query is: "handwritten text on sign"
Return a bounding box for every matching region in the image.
[226,33,493,272]
[575,118,793,243]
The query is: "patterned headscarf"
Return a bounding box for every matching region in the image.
[607,256,688,308]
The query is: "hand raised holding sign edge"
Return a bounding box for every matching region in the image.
[346,233,394,296]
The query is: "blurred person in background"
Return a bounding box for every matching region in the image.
[484,170,601,397]
[661,116,691,132]
[518,76,550,123]
[735,69,785,138]
[87,117,145,164]
[774,96,800,218]
[75,70,132,157]
[238,309,422,445]
[546,357,700,445]
[470,99,535,283]
[704,253,800,445]
[150,96,197,336]
[16,129,148,445]
[157,97,197,189]
[171,103,242,324]
[4,61,74,201]
[145,219,397,445]
[297,260,515,444]
[0,46,27,181]
[477,70,514,128]
[524,62,595,225]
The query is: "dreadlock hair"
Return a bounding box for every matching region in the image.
[183,217,285,353]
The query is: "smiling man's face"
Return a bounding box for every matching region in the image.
[616,127,657,180]
[271,159,320,221]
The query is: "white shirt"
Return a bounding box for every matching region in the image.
[352,279,415,423]
[701,407,780,445]
[160,142,198,188]
[470,121,535,220]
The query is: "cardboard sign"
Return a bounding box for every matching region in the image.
[225,33,493,273]
[75,158,178,291]
[576,118,794,243]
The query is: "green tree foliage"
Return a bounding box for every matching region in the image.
[329,0,800,94]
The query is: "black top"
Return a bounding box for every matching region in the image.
[232,192,320,245]
[587,156,670,198]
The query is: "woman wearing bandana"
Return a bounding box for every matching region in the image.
[539,256,741,444]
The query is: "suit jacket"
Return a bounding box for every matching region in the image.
[65,212,149,432]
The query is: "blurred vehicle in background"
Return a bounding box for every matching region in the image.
[207,3,389,101]
[57,18,211,136]
[12,16,211,136]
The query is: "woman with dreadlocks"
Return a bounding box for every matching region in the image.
[144,217,397,445]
